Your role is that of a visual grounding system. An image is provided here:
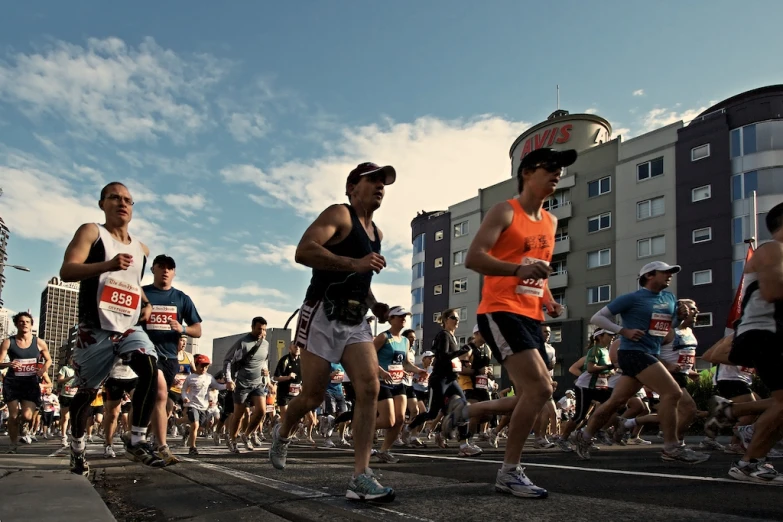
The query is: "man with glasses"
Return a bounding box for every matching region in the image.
[59,181,164,474]
[441,148,571,498]
[142,254,203,465]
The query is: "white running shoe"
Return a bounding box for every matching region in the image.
[495,465,548,498]
[458,444,482,457]
[241,433,255,451]
[104,445,116,458]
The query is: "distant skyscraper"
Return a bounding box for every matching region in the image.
[185,336,199,354]
[0,217,10,307]
[0,307,9,339]
[39,277,80,374]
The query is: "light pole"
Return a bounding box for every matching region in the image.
[0,263,31,272]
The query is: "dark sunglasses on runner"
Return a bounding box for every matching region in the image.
[534,162,562,173]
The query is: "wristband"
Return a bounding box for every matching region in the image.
[180,323,187,335]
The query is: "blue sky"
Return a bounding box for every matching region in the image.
[1,1,781,352]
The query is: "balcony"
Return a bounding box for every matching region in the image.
[556,175,575,190]
[553,237,571,255]
[544,306,569,323]
[547,201,572,221]
[548,271,568,289]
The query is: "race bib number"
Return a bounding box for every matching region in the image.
[596,376,609,389]
[289,383,302,397]
[451,358,462,373]
[15,358,38,377]
[147,305,178,331]
[172,374,187,391]
[515,257,548,298]
[648,313,673,337]
[266,404,275,414]
[64,384,78,395]
[475,375,488,390]
[738,366,756,375]
[677,350,696,372]
[98,278,141,316]
[388,364,404,385]
[331,372,344,384]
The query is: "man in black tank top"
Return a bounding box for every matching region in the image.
[0,312,51,453]
[269,162,396,503]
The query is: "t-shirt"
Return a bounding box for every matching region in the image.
[58,366,78,397]
[170,351,193,394]
[659,327,697,373]
[607,288,677,355]
[430,330,469,381]
[43,393,58,413]
[328,362,345,394]
[182,373,226,411]
[224,334,269,388]
[142,285,202,359]
[545,343,556,378]
[274,354,302,397]
[585,346,612,389]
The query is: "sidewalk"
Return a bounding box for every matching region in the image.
[0,454,116,522]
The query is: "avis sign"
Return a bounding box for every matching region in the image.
[519,124,573,157]
[518,123,610,159]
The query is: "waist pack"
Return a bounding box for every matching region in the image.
[325,299,368,326]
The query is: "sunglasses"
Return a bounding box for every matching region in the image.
[448,315,459,320]
[534,162,562,173]
[105,194,135,206]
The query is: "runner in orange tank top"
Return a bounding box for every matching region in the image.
[439,147,575,499]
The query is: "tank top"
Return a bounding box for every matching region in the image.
[170,351,193,394]
[659,327,698,373]
[5,335,41,381]
[78,224,147,332]
[402,349,415,387]
[304,204,381,304]
[715,363,754,386]
[476,198,555,320]
[378,331,407,386]
[736,275,783,335]
[471,343,492,391]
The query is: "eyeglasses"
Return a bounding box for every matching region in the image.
[533,162,561,173]
[448,315,459,320]
[105,194,135,206]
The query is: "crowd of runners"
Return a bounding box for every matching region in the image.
[2,150,783,502]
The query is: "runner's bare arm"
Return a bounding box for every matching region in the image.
[609,339,620,365]
[754,241,783,302]
[465,202,517,276]
[569,356,587,377]
[0,339,10,368]
[37,339,52,376]
[294,205,358,272]
[60,223,111,281]
[701,334,734,365]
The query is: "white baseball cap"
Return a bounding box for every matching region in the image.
[639,261,681,277]
[472,324,480,335]
[421,351,435,358]
[388,306,412,317]
[592,328,616,338]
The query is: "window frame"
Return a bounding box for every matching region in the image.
[636,156,665,182]
[453,277,468,294]
[453,221,469,238]
[433,312,442,323]
[587,248,612,269]
[691,185,711,202]
[587,212,612,234]
[637,235,665,259]
[433,284,443,295]
[435,230,444,241]
[587,284,612,305]
[587,176,612,198]
[434,257,443,268]
[691,144,710,162]
[636,196,665,220]
[692,227,712,244]
[693,269,713,286]
[694,312,713,328]
[458,307,468,321]
[453,249,467,266]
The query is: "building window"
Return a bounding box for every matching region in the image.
[692,227,712,244]
[549,328,562,343]
[412,287,423,305]
[412,262,425,281]
[453,249,467,265]
[637,235,665,258]
[587,212,611,233]
[588,176,611,198]
[551,260,567,275]
[587,248,611,269]
[693,269,713,286]
[691,144,710,161]
[550,292,566,306]
[454,221,469,238]
[412,313,423,330]
[413,234,425,254]
[435,230,444,241]
[637,157,664,181]
[434,257,443,268]
[637,196,665,220]
[694,313,713,328]
[733,259,745,288]
[434,285,442,295]
[555,226,568,242]
[433,312,442,323]
[731,124,757,158]
[732,171,758,201]
[458,307,468,321]
[544,190,570,211]
[453,278,468,294]
[732,216,747,244]
[457,336,467,346]
[692,185,711,202]
[588,285,611,304]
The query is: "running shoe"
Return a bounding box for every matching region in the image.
[155,444,181,466]
[346,469,395,502]
[213,431,221,446]
[767,449,783,460]
[698,438,725,451]
[189,447,199,456]
[704,395,734,438]
[435,432,447,449]
[104,445,116,458]
[555,437,573,452]
[122,434,166,468]
[376,451,399,463]
[724,443,744,455]
[269,424,290,470]
[734,425,754,450]
[86,435,93,444]
[489,429,499,449]
[241,433,255,451]
[70,448,89,476]
[495,465,548,499]
[401,427,412,446]
[534,438,556,449]
[729,460,783,484]
[458,444,482,457]
[321,438,336,449]
[440,397,468,439]
[339,439,352,448]
[570,431,592,461]
[596,432,613,447]
[6,445,18,454]
[61,435,69,447]
[627,437,652,445]
[661,446,710,464]
[393,438,406,447]
[410,437,425,448]
[325,415,335,438]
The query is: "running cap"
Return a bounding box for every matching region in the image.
[472,324,480,335]
[346,162,396,186]
[519,148,577,172]
[388,306,412,317]
[421,351,435,358]
[592,328,615,338]
[565,389,575,396]
[639,261,681,277]
[194,354,210,366]
[152,254,176,269]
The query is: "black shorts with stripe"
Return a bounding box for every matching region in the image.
[477,312,548,365]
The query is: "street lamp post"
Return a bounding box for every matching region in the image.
[0,263,31,272]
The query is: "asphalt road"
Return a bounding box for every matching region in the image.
[4,434,783,522]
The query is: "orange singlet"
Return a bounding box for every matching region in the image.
[476,198,555,321]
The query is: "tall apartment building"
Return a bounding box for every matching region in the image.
[185,336,200,354]
[0,217,10,307]
[39,277,80,372]
[410,84,783,388]
[0,307,9,339]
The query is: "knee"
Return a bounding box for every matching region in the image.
[354,378,380,400]
[302,391,325,411]
[662,387,683,403]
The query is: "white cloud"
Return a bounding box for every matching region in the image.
[633,89,645,97]
[638,105,708,134]
[0,37,227,143]
[584,107,599,115]
[370,281,414,311]
[162,193,207,217]
[239,243,306,271]
[221,115,531,257]
[227,112,270,142]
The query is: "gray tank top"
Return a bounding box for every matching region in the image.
[736,274,783,335]
[6,336,40,380]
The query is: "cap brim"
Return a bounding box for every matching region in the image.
[376,165,396,185]
[666,265,682,274]
[553,149,577,168]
